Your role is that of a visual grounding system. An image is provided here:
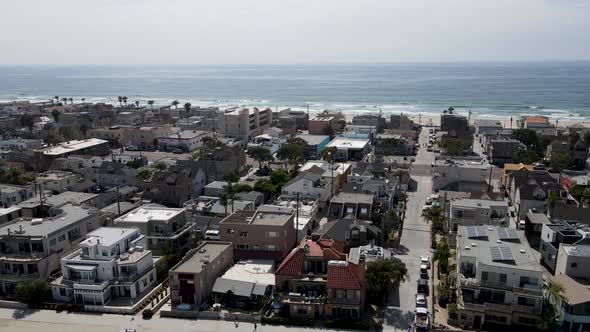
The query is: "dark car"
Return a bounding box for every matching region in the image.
[172,149,184,154]
[417,278,429,295]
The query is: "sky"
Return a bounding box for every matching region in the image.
[1,0,589,64]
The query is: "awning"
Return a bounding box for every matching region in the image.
[66,264,97,272]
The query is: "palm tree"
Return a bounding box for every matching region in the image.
[147,100,154,108]
[51,109,60,122]
[118,96,123,106]
[60,97,68,105]
[54,96,59,103]
[222,181,236,214]
[68,97,73,105]
[546,281,564,303]
[122,96,128,106]
[184,102,191,117]
[135,100,140,108]
[81,98,86,102]
[171,100,180,109]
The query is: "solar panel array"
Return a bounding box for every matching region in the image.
[466,226,487,238]
[489,246,514,262]
[496,228,519,241]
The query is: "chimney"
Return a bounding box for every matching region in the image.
[7,228,11,235]
[19,225,23,233]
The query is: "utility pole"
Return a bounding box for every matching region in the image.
[488,165,493,192]
[295,193,300,245]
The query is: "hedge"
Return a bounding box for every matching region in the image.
[261,316,313,326]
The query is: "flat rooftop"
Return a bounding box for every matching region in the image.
[38,170,76,180]
[457,225,541,271]
[562,244,590,257]
[162,130,209,139]
[0,185,29,194]
[0,206,21,216]
[299,161,351,177]
[116,206,184,224]
[331,192,374,205]
[0,204,94,238]
[451,198,508,209]
[81,227,138,247]
[296,134,330,146]
[172,242,232,274]
[18,191,99,208]
[219,259,275,285]
[309,116,334,121]
[326,138,369,150]
[37,138,108,156]
[435,158,487,169]
[220,210,293,226]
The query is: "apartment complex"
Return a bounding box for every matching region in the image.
[449,199,509,232]
[219,210,296,262]
[51,227,157,306]
[0,203,100,295]
[158,130,213,152]
[169,241,233,308]
[217,107,272,140]
[456,225,543,329]
[37,170,80,194]
[114,206,195,255]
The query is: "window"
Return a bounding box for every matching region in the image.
[360,208,368,214]
[154,224,164,234]
[267,244,277,251]
[226,229,235,234]
[59,288,67,296]
[81,247,89,256]
[143,279,148,287]
[457,210,463,218]
[49,238,57,247]
[58,234,66,242]
[266,231,278,238]
[346,207,354,214]
[237,244,249,250]
[149,273,153,282]
[102,249,108,256]
[239,232,248,237]
[481,271,488,281]
[571,263,578,268]
[542,244,546,251]
[499,274,507,284]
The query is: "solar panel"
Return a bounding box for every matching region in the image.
[496,228,519,240]
[490,246,514,262]
[467,225,488,238]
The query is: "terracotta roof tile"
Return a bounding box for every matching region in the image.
[275,248,304,276]
[327,263,362,290]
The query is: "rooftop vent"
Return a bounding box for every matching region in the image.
[496,240,502,243]
[520,249,526,254]
[471,243,477,247]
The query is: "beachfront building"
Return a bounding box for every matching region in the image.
[520,116,555,136]
[50,227,158,306]
[113,205,195,255]
[219,210,296,263]
[389,114,414,130]
[456,225,544,329]
[0,203,100,295]
[217,107,272,140]
[169,241,233,308]
[474,119,504,136]
[211,259,274,305]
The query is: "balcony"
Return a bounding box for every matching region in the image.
[0,272,39,282]
[458,295,485,312]
[330,297,361,305]
[459,275,543,298]
[513,304,541,315]
[485,302,513,314]
[281,293,325,305]
[513,286,543,297]
[73,279,109,291]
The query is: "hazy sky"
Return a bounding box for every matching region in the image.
[1,0,589,64]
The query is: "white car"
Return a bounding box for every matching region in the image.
[420,256,431,269]
[416,293,428,308]
[425,198,432,205]
[422,205,430,212]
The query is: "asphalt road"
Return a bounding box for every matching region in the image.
[382,128,435,332]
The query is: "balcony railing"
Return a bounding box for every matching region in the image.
[281,293,325,305]
[485,302,513,314]
[459,275,542,298]
[513,304,541,315]
[0,272,39,282]
[513,286,543,297]
[330,298,361,305]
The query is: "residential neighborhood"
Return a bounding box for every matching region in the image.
[2,100,590,332]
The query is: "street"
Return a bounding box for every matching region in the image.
[382,128,435,332]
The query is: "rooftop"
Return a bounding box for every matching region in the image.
[115,206,185,224]
[562,244,590,257]
[81,227,139,247]
[331,192,374,205]
[204,181,229,190]
[475,119,503,127]
[457,225,542,271]
[0,206,21,217]
[551,274,590,305]
[296,134,330,146]
[451,198,508,209]
[503,163,534,172]
[217,259,274,285]
[37,138,108,156]
[38,170,76,180]
[0,203,95,238]
[172,241,232,274]
[299,161,351,177]
[18,191,99,208]
[435,158,488,169]
[0,184,30,194]
[162,130,209,140]
[309,116,334,121]
[220,210,293,226]
[326,138,369,150]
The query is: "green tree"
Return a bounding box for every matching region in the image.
[276,144,305,171]
[254,179,276,195]
[512,148,540,164]
[365,259,408,303]
[137,169,153,180]
[511,128,539,148]
[224,173,240,183]
[61,97,68,105]
[183,102,191,118]
[15,279,50,306]
[443,138,464,156]
[135,100,140,108]
[68,97,73,105]
[58,126,75,140]
[322,125,336,139]
[222,181,236,214]
[118,96,123,106]
[550,152,572,172]
[422,206,445,234]
[233,184,253,193]
[171,100,180,109]
[434,237,451,274]
[79,122,89,138]
[548,191,564,212]
[19,114,35,132]
[51,109,60,122]
[270,170,290,187]
[126,158,143,169]
[152,138,159,149]
[286,137,307,146]
[148,100,155,108]
[122,96,128,106]
[537,300,558,332]
[153,161,167,171]
[247,146,274,169]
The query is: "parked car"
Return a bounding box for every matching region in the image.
[425,197,432,205]
[417,278,429,294]
[414,307,430,330]
[420,264,428,279]
[172,148,184,154]
[416,293,428,308]
[420,256,431,269]
[204,229,220,240]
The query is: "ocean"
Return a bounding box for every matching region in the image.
[0,62,589,120]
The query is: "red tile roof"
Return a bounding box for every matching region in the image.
[327,262,362,290]
[275,248,304,276]
[275,237,348,276]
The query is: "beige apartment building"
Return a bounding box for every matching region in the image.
[217,107,272,140]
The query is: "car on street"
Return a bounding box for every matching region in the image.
[420,256,431,269]
[414,307,430,330]
[425,197,432,205]
[422,205,430,212]
[420,264,428,279]
[172,149,184,154]
[426,146,433,152]
[417,278,429,294]
[416,293,428,308]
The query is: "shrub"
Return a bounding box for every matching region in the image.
[142,309,154,319]
[14,279,50,307]
[447,304,458,320]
